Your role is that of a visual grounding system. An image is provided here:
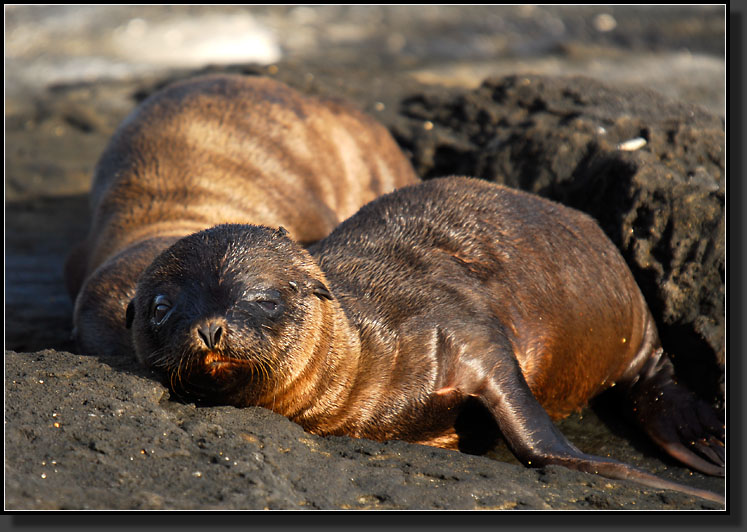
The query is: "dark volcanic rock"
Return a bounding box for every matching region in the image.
[397,74,725,405]
[4,350,723,510]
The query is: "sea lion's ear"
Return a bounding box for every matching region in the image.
[311,280,334,301]
[125,300,135,329]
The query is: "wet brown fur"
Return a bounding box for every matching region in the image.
[65,74,418,357]
[128,177,724,503]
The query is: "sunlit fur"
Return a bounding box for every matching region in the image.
[129,178,724,503]
[65,74,418,358]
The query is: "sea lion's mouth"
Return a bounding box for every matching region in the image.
[202,350,250,375]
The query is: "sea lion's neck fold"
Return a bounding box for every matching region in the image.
[268,293,364,433]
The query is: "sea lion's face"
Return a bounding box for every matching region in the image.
[127,224,332,406]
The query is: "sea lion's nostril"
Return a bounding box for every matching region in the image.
[196,321,224,349]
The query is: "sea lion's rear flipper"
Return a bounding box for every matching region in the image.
[475,354,724,504]
[621,348,725,476]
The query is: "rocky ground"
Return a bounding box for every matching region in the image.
[5,5,730,513]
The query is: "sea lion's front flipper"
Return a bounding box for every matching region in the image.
[621,348,725,476]
[475,355,724,504]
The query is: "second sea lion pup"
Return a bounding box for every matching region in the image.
[65,74,418,357]
[127,177,725,504]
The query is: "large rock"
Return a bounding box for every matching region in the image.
[4,350,723,510]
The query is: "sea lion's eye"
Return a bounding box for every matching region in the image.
[252,289,282,317]
[152,295,172,325]
[256,300,278,313]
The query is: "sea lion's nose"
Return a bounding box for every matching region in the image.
[194,318,226,350]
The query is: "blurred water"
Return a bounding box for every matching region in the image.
[5,5,725,113]
[5,6,281,86]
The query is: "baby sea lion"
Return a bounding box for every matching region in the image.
[127,177,724,503]
[65,73,418,358]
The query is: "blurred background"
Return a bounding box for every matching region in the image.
[5,5,726,114]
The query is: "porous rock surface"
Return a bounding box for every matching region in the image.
[5,349,722,510]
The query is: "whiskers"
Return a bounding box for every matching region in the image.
[145,342,197,398]
[146,342,182,371]
[144,337,278,406]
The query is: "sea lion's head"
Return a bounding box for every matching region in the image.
[126,224,334,406]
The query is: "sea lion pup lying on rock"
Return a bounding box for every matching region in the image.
[65,73,418,357]
[127,176,724,503]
